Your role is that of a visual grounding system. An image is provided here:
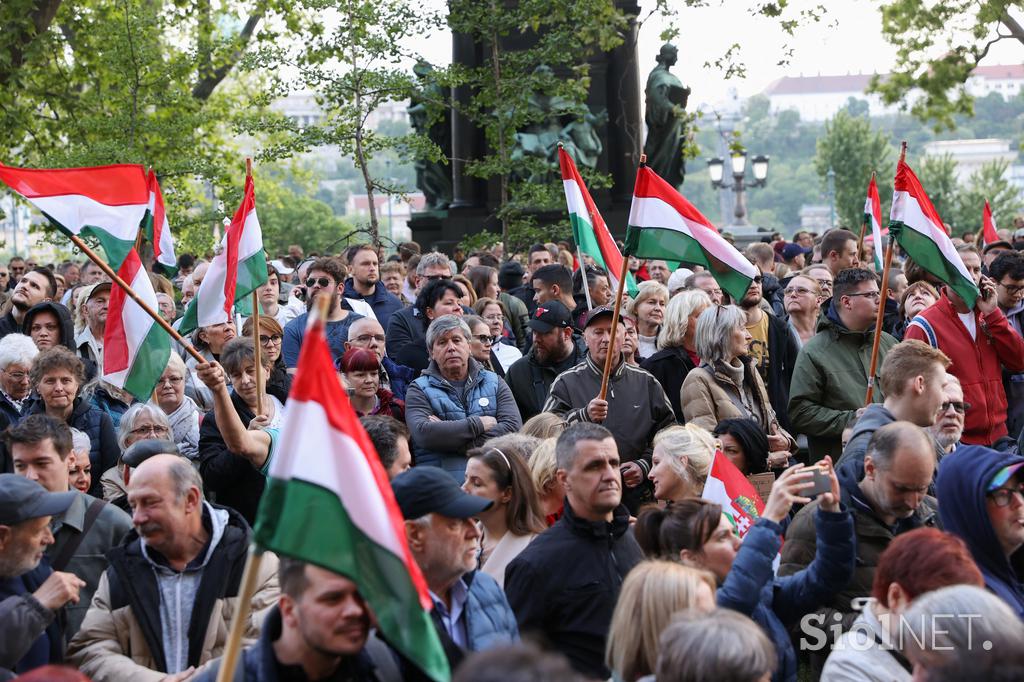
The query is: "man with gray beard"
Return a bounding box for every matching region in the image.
[930,374,966,456]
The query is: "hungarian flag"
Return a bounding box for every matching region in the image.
[179,175,267,334]
[559,148,637,296]
[624,165,758,302]
[701,449,766,539]
[144,170,178,274]
[981,199,1000,248]
[0,163,147,269]
[253,313,449,682]
[103,249,171,399]
[889,159,980,309]
[863,175,888,271]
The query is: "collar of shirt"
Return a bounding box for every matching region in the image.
[430,576,470,648]
[0,387,24,412]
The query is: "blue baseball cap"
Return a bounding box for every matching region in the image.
[0,474,76,526]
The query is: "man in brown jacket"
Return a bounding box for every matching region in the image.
[67,455,278,682]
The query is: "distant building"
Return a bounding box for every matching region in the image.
[798,205,832,233]
[763,65,1024,122]
[924,139,1018,182]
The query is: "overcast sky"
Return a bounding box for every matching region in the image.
[411,0,1019,109]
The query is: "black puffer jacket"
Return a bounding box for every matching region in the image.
[504,501,643,680]
[504,335,586,422]
[640,345,697,423]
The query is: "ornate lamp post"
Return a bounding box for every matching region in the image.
[707,151,770,226]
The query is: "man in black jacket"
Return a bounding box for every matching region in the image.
[504,423,643,679]
[504,301,586,422]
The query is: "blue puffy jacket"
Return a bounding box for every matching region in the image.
[405,358,521,482]
[936,444,1024,617]
[717,508,855,682]
[463,570,519,651]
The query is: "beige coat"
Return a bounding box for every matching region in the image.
[67,552,279,682]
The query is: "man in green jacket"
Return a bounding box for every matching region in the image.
[788,268,897,462]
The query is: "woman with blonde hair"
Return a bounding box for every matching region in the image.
[605,560,717,682]
[647,424,717,503]
[641,288,712,421]
[528,437,564,525]
[627,280,669,360]
[521,412,565,439]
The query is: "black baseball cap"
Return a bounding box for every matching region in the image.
[584,305,617,328]
[122,439,180,468]
[781,243,813,260]
[0,474,76,526]
[498,261,525,291]
[391,467,493,520]
[528,300,572,332]
[983,240,1013,254]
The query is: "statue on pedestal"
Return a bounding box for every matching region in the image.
[408,61,453,210]
[643,43,690,188]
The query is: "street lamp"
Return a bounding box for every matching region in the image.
[707,150,770,226]
[826,167,836,229]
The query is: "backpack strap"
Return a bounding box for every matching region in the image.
[51,497,108,572]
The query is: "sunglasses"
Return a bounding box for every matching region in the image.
[472,334,495,345]
[306,277,332,288]
[940,401,970,414]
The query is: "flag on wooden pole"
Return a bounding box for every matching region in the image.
[253,312,450,682]
[179,175,267,334]
[103,249,172,399]
[624,165,758,302]
[888,159,980,309]
[144,170,178,274]
[863,175,887,271]
[981,199,1000,248]
[0,163,147,269]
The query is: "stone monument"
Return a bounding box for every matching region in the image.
[643,43,690,189]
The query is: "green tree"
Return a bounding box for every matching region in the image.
[951,159,1024,230]
[814,111,893,229]
[916,153,959,225]
[258,180,357,255]
[870,0,1024,129]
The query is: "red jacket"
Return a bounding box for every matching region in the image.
[905,294,1024,445]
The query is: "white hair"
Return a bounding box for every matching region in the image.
[0,333,39,369]
[69,427,91,455]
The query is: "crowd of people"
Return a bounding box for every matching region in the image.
[3,228,1024,681]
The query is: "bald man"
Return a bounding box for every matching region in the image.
[345,316,415,400]
[68,455,280,681]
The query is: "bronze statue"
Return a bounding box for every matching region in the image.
[643,43,690,188]
[408,61,453,210]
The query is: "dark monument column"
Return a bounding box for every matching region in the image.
[606,0,642,205]
[450,31,483,209]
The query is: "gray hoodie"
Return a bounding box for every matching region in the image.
[837,403,944,470]
[140,502,229,674]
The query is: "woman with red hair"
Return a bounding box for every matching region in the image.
[822,527,984,681]
[337,348,405,420]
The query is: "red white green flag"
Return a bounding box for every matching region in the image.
[889,159,980,308]
[143,170,178,274]
[863,175,887,271]
[179,175,267,334]
[0,163,147,269]
[981,199,1000,248]
[559,147,638,296]
[103,249,171,399]
[625,165,758,302]
[701,449,766,538]
[253,312,449,682]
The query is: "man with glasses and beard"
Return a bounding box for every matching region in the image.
[930,374,966,456]
[282,257,365,372]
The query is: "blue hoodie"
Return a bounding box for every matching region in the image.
[936,444,1024,616]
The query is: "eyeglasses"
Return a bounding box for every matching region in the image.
[472,334,494,346]
[129,424,170,437]
[157,376,184,386]
[940,401,970,414]
[352,334,386,344]
[844,290,881,301]
[784,286,815,297]
[987,484,1024,508]
[482,313,504,322]
[422,274,448,282]
[751,275,763,284]
[259,334,283,346]
[305,277,332,288]
[999,282,1024,294]
[815,278,833,289]
[1,368,29,382]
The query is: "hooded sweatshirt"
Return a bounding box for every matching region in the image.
[936,445,1024,616]
[22,301,76,351]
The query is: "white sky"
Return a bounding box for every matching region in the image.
[409,0,1020,109]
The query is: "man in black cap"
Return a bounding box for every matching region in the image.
[782,242,812,271]
[504,300,587,422]
[543,306,675,512]
[0,473,84,675]
[391,467,518,668]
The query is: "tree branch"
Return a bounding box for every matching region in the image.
[0,0,64,86]
[191,5,265,101]
[1000,11,1024,44]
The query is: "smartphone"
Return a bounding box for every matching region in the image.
[798,465,832,497]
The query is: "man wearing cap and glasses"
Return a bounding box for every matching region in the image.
[391,467,518,669]
[937,444,1024,618]
[0,473,83,675]
[74,281,111,372]
[504,300,586,422]
[543,305,675,513]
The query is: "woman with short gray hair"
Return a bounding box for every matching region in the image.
[655,609,777,682]
[0,333,39,429]
[405,314,522,483]
[681,304,796,469]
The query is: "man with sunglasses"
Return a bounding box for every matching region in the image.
[929,374,966,456]
[282,257,365,373]
[937,445,1024,618]
[906,244,1024,446]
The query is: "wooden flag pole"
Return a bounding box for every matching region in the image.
[578,247,593,311]
[245,158,266,416]
[863,142,906,406]
[598,154,645,401]
[68,234,206,364]
[857,171,874,265]
[215,545,265,682]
